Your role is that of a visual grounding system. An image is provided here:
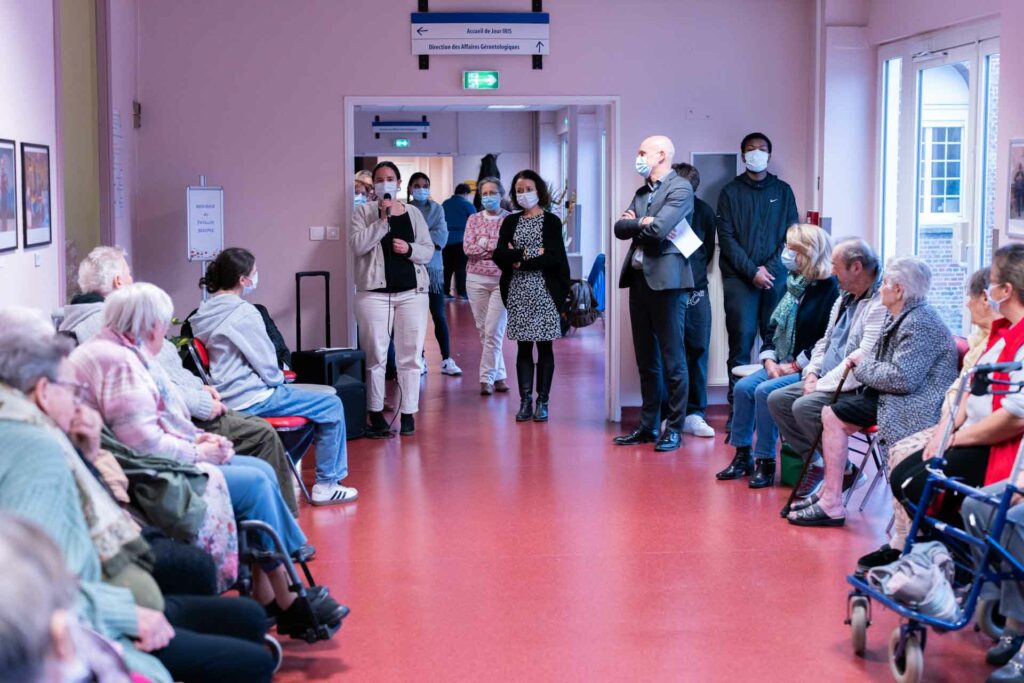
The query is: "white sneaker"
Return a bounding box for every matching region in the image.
[311,483,358,506]
[683,414,715,438]
[440,358,463,376]
[420,357,428,375]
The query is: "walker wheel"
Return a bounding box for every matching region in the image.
[888,627,924,683]
[977,598,1006,641]
[849,598,869,656]
[264,634,283,673]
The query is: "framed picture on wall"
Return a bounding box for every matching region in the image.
[21,143,51,247]
[0,139,16,252]
[1010,139,1024,238]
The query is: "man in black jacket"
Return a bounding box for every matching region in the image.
[613,135,694,452]
[672,163,717,439]
[717,132,799,432]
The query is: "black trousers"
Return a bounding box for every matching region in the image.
[891,445,991,530]
[443,243,468,297]
[722,275,786,425]
[629,278,688,432]
[153,595,274,683]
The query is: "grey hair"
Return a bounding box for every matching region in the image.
[477,176,505,198]
[836,238,880,276]
[77,246,129,296]
[103,282,174,339]
[0,306,74,393]
[0,515,76,683]
[884,255,932,303]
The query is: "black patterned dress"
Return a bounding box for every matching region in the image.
[505,213,562,341]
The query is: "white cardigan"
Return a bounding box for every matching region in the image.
[349,201,434,293]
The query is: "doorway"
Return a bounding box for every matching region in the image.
[878,25,1000,333]
[344,96,621,421]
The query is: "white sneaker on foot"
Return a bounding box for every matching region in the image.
[311,483,358,506]
[683,414,715,438]
[440,358,462,376]
[419,357,428,375]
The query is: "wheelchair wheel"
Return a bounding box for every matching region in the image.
[264,634,283,673]
[888,627,924,683]
[849,597,869,656]
[977,598,1006,641]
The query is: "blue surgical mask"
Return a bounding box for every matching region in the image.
[411,188,430,202]
[354,194,367,207]
[988,284,1010,314]
[517,191,539,210]
[635,155,652,178]
[243,271,259,297]
[481,195,501,211]
[781,248,799,272]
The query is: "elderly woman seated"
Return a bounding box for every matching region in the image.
[716,223,839,488]
[788,256,958,526]
[0,305,276,683]
[66,283,347,634]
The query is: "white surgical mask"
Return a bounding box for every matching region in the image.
[781,248,799,272]
[744,149,770,173]
[635,155,652,178]
[374,180,399,199]
[517,191,539,210]
[988,284,1010,314]
[243,271,259,296]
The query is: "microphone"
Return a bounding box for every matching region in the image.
[383,193,392,218]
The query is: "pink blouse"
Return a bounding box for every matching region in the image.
[463,209,510,278]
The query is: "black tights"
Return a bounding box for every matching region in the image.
[517,340,554,365]
[516,341,555,399]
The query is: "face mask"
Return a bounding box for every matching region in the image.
[481,195,501,211]
[517,191,539,210]
[243,271,259,296]
[988,285,1010,313]
[635,155,652,178]
[411,188,430,202]
[744,149,770,173]
[354,194,367,207]
[781,248,799,272]
[374,180,399,199]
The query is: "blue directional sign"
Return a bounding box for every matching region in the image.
[411,12,550,56]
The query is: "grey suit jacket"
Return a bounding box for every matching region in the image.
[614,170,695,291]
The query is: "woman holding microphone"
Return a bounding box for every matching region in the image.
[350,161,433,436]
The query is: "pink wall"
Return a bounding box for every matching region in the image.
[131,0,817,404]
[995,0,1024,242]
[0,0,63,311]
[867,0,999,45]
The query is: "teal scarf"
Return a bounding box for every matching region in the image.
[770,274,810,362]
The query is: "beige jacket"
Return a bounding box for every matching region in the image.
[350,201,434,292]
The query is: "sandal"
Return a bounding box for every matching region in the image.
[787,503,845,527]
[789,494,820,513]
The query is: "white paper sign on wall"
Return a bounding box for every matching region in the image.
[410,12,550,55]
[186,186,224,262]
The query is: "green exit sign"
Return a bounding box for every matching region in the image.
[463,70,500,90]
[393,138,410,149]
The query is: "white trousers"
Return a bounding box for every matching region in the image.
[355,290,429,414]
[466,273,507,384]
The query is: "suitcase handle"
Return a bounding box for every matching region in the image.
[295,271,330,351]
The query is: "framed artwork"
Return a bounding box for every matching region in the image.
[21,142,51,247]
[1010,139,1024,238]
[0,139,16,252]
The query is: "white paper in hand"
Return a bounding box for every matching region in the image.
[667,217,703,258]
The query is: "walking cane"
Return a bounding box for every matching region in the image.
[779,365,852,518]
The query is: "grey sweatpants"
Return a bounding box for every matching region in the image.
[962,483,1024,623]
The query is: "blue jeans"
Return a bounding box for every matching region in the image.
[221,455,307,555]
[684,288,711,417]
[728,369,801,460]
[245,385,348,484]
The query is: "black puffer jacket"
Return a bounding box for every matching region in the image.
[716,172,799,282]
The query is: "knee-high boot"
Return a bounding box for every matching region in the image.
[515,354,534,422]
[533,360,554,422]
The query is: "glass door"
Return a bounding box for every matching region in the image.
[881,36,999,333]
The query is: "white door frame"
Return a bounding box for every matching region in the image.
[343,95,623,422]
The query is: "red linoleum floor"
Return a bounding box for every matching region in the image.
[278,301,994,682]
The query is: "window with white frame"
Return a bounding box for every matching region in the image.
[918,125,963,216]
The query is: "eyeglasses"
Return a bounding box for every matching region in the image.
[51,380,89,404]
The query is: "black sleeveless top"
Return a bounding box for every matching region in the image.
[373,212,417,293]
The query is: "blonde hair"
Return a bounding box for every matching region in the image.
[787,223,833,281]
[77,246,129,296]
[103,282,174,339]
[354,170,373,196]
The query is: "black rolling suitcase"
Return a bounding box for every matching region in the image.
[290,271,367,439]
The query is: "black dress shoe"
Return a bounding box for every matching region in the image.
[400,413,415,435]
[515,398,534,422]
[989,652,1024,683]
[533,400,549,422]
[613,426,658,446]
[990,629,1024,666]
[716,447,753,480]
[654,429,681,452]
[292,544,316,563]
[748,459,776,488]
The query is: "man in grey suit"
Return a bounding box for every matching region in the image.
[613,135,694,452]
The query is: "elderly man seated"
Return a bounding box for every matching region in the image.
[61,246,298,515]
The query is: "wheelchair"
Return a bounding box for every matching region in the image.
[844,361,1024,682]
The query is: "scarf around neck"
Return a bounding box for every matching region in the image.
[770,274,811,362]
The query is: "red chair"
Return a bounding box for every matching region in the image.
[843,335,971,514]
[187,338,315,504]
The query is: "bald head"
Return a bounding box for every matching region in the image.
[638,135,675,181]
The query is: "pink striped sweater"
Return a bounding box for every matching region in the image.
[463,209,510,278]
